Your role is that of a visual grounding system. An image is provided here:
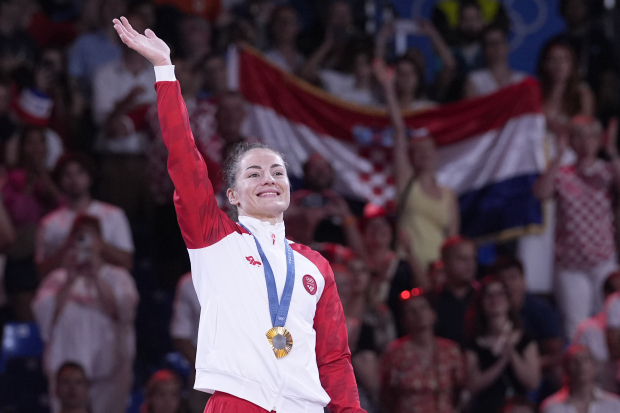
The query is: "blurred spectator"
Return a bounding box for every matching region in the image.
[359,212,426,338]
[21,0,78,50]
[0,0,39,73]
[145,58,211,287]
[605,289,620,362]
[533,116,620,338]
[538,39,595,134]
[92,13,156,221]
[301,34,377,106]
[375,58,459,273]
[56,362,90,413]
[141,369,184,413]
[432,0,509,46]
[2,126,62,320]
[5,86,65,170]
[67,0,126,96]
[285,153,362,248]
[492,256,564,399]
[380,292,465,413]
[501,396,536,413]
[554,0,617,117]
[540,345,620,413]
[374,22,454,107]
[336,257,396,409]
[170,273,209,413]
[427,236,478,348]
[195,53,227,99]
[211,91,248,186]
[177,15,212,67]
[440,1,486,101]
[573,271,620,392]
[517,39,595,294]
[465,277,541,413]
[32,215,139,413]
[265,6,304,74]
[36,152,133,277]
[464,25,527,98]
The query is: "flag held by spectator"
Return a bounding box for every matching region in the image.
[229,47,546,241]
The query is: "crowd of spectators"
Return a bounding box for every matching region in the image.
[1,0,620,413]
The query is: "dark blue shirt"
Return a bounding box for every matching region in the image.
[520,293,563,342]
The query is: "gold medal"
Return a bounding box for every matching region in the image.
[266,327,293,358]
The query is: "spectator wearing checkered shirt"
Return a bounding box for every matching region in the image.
[533,115,620,339]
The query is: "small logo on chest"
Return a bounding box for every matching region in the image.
[303,275,317,295]
[246,256,262,267]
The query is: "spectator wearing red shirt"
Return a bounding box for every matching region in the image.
[380,292,465,413]
[534,115,620,338]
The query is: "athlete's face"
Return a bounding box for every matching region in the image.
[228,149,291,223]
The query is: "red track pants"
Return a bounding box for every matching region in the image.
[204,392,276,413]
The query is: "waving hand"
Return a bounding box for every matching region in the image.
[112,16,171,66]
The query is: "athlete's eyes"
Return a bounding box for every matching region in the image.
[274,171,284,176]
[248,173,259,178]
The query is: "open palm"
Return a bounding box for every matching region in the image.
[113,16,171,66]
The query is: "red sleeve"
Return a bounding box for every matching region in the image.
[156,81,244,248]
[291,243,365,413]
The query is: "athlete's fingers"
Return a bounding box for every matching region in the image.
[121,16,139,37]
[144,28,158,39]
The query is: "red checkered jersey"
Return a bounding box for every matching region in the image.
[554,161,617,270]
[154,65,364,413]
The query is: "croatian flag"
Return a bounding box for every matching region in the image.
[229,47,546,241]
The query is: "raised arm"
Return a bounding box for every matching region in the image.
[373,59,413,199]
[113,17,239,248]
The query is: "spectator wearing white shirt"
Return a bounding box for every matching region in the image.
[464,25,527,98]
[91,12,156,221]
[170,272,207,413]
[573,271,620,392]
[541,345,620,413]
[36,153,134,277]
[32,215,139,413]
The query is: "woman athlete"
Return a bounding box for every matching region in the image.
[113,16,365,413]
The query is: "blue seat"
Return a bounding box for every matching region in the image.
[0,322,45,373]
[164,351,192,382]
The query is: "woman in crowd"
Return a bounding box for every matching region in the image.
[2,126,61,320]
[374,58,460,273]
[114,16,364,413]
[465,277,540,413]
[265,6,305,74]
[336,257,396,410]
[538,39,595,134]
[517,38,597,302]
[141,369,185,413]
[380,292,465,413]
[374,20,455,108]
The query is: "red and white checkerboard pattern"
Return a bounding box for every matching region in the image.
[357,145,397,212]
[554,161,616,270]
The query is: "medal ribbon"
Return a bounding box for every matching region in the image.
[239,223,295,328]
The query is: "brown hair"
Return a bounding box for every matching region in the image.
[465,275,522,339]
[537,39,583,118]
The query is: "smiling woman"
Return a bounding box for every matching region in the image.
[222,142,290,223]
[112,15,365,413]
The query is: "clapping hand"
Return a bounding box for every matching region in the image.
[113,16,171,66]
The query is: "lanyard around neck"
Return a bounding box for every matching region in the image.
[239,223,295,327]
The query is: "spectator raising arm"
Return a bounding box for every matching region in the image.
[373,58,412,199]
